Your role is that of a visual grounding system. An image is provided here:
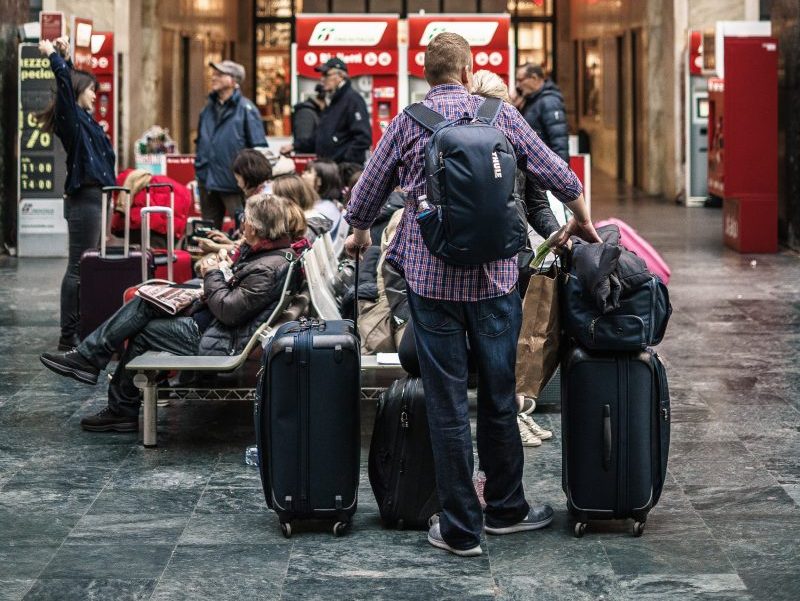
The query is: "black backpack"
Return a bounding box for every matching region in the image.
[404,97,527,266]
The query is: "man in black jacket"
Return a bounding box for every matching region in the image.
[314,58,372,165]
[515,63,569,163]
[281,83,326,155]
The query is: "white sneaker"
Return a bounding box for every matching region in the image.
[517,394,536,415]
[518,416,542,447]
[519,413,553,441]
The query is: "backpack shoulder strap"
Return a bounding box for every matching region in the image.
[403,103,447,132]
[475,97,504,125]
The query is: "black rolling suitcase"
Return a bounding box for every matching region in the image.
[368,377,440,530]
[79,186,151,340]
[257,317,361,537]
[561,346,670,538]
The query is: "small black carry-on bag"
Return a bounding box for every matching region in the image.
[256,257,361,538]
[368,377,440,530]
[561,346,671,538]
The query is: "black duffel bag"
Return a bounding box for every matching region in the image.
[562,272,672,351]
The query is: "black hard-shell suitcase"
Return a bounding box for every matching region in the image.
[561,346,670,538]
[368,377,440,529]
[79,186,151,340]
[257,317,361,537]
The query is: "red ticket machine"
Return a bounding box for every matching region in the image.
[90,32,115,150]
[707,37,778,253]
[407,14,511,105]
[293,14,400,147]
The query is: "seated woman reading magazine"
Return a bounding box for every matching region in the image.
[39,194,306,433]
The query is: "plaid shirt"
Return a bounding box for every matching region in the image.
[345,84,583,301]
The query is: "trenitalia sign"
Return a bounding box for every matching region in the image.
[308,22,388,47]
[418,21,500,47]
[407,14,511,80]
[295,15,398,78]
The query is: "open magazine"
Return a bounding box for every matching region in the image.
[136,283,203,315]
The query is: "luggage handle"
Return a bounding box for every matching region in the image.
[140,207,175,282]
[602,404,612,471]
[101,186,132,259]
[353,253,359,335]
[144,182,175,213]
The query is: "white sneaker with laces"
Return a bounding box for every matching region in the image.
[519,413,553,441]
[518,416,542,447]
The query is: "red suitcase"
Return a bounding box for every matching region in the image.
[79,186,152,340]
[144,183,194,283]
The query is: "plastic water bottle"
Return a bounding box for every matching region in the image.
[245,444,259,467]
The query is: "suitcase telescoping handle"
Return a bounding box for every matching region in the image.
[144,182,175,213]
[602,404,612,471]
[140,206,175,282]
[353,253,359,334]
[101,186,132,259]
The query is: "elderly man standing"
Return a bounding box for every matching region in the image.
[314,58,372,166]
[345,33,600,557]
[195,60,268,229]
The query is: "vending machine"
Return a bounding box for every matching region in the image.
[90,32,115,153]
[292,14,400,147]
[707,35,778,253]
[684,30,709,206]
[406,14,512,105]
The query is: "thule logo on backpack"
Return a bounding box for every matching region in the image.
[491,152,502,179]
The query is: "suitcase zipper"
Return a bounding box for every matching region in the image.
[386,380,410,522]
[298,328,310,514]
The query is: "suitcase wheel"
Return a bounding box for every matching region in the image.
[632,521,646,537]
[280,522,292,538]
[573,522,587,538]
[332,521,349,537]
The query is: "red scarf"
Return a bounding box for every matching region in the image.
[230,237,292,263]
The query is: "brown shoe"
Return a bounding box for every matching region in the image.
[80,407,138,432]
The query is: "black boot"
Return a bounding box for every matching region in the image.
[58,333,81,351]
[40,349,100,385]
[80,407,138,432]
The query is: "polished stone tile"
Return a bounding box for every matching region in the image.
[0,579,35,601]
[736,568,800,601]
[22,578,157,601]
[64,513,190,546]
[495,572,624,601]
[683,484,799,515]
[151,544,289,601]
[0,545,61,579]
[38,544,174,579]
[178,513,284,545]
[601,534,734,575]
[616,573,752,600]
[205,462,262,488]
[699,515,800,573]
[195,486,267,514]
[0,483,101,516]
[280,575,496,601]
[88,486,204,515]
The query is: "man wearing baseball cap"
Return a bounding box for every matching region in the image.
[313,58,372,166]
[195,60,268,229]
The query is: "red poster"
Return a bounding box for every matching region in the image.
[39,12,64,42]
[71,17,93,72]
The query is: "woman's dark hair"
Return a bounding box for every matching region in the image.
[36,69,97,134]
[232,149,273,193]
[308,159,342,201]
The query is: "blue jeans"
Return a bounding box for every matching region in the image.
[78,297,201,416]
[61,186,103,338]
[408,289,529,550]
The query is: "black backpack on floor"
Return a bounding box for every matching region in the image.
[405,97,526,266]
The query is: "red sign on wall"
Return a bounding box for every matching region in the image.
[407,14,511,79]
[688,30,703,75]
[295,15,399,79]
[90,32,114,148]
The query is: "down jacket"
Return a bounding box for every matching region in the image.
[111,170,192,239]
[198,244,295,356]
[519,80,570,163]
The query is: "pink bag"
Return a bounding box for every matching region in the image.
[595,218,671,285]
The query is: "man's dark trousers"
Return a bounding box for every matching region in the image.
[407,289,530,550]
[77,297,201,416]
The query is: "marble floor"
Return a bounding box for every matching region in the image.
[1,171,799,600]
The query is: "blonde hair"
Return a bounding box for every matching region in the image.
[471,70,510,102]
[115,169,153,212]
[244,193,305,241]
[424,32,472,85]
[271,173,319,211]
